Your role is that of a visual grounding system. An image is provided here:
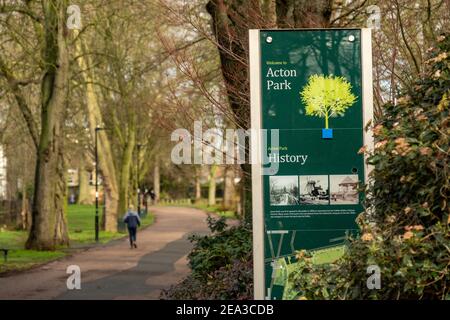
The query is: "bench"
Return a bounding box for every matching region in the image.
[0,248,9,262]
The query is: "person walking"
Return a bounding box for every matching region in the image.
[123,204,141,249]
[149,188,156,205]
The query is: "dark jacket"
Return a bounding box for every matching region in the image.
[123,211,141,228]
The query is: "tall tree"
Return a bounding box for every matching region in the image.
[208,164,217,206]
[26,0,70,249]
[1,0,71,249]
[77,164,92,205]
[223,165,236,210]
[73,29,120,231]
[153,160,160,204]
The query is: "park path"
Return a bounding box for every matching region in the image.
[0,206,209,300]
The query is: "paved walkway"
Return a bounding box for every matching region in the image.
[0,206,209,300]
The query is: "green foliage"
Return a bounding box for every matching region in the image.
[0,231,26,250]
[290,34,450,300]
[161,216,253,299]
[300,74,357,128]
[206,214,227,233]
[188,218,251,277]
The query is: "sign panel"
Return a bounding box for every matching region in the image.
[250,29,373,300]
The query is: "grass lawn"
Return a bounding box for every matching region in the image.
[0,250,66,274]
[68,204,154,244]
[200,204,237,219]
[311,245,346,265]
[161,200,238,220]
[0,204,154,274]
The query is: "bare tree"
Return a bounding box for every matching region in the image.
[0,0,71,249]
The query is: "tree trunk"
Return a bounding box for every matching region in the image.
[223,165,235,210]
[206,0,260,220]
[208,165,217,206]
[153,161,160,204]
[118,132,136,219]
[20,182,30,230]
[26,0,69,250]
[73,30,120,232]
[276,0,333,28]
[54,159,69,245]
[240,163,252,220]
[195,167,202,203]
[77,166,91,205]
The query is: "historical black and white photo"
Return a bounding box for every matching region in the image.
[299,175,329,205]
[269,176,300,206]
[330,175,359,204]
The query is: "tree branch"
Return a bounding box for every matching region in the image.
[394,0,421,74]
[0,4,42,23]
[0,55,39,149]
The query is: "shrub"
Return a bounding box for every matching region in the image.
[161,215,253,299]
[290,34,449,300]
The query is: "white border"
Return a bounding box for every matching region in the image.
[249,29,265,300]
[361,28,374,184]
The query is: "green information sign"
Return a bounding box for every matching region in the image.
[249,29,373,300]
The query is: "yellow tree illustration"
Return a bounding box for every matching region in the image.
[300,75,357,129]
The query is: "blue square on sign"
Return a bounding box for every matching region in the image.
[322,128,333,139]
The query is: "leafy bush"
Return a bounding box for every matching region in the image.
[290,34,449,300]
[161,215,253,299]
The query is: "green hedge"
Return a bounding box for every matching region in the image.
[289,34,449,300]
[161,216,253,299]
